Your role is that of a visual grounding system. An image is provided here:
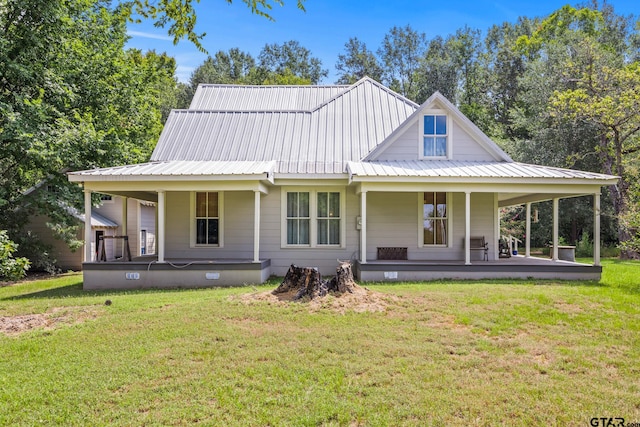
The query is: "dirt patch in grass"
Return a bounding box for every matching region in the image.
[0,306,100,336]
[238,283,393,314]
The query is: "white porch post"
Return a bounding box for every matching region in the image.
[360,191,367,263]
[157,190,166,263]
[84,189,92,263]
[525,202,531,258]
[253,190,261,263]
[552,197,559,261]
[121,196,128,237]
[465,191,471,265]
[594,192,601,266]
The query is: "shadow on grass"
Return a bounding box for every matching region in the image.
[1,282,255,301]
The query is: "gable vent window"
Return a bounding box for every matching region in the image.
[423,114,448,157]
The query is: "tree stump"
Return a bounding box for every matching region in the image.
[273,261,357,301]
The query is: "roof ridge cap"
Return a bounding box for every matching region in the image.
[310,76,419,113]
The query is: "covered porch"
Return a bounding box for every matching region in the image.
[68,160,275,290]
[348,160,618,281]
[355,255,601,281]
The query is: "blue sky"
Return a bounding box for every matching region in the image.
[125,0,639,83]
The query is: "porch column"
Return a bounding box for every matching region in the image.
[552,197,559,261]
[84,189,92,263]
[157,190,165,263]
[465,191,471,265]
[121,196,128,237]
[253,191,260,263]
[525,202,531,258]
[594,192,601,266]
[360,191,367,263]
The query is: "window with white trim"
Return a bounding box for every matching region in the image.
[286,192,310,245]
[422,192,448,246]
[317,192,341,245]
[422,113,448,158]
[282,188,345,248]
[195,192,220,245]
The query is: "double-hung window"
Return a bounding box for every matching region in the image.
[317,192,341,245]
[283,188,344,247]
[195,192,220,245]
[422,113,448,158]
[422,192,448,246]
[286,192,310,245]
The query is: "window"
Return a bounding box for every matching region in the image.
[195,192,219,245]
[282,188,345,248]
[423,114,448,157]
[99,194,113,202]
[317,192,341,245]
[422,192,448,246]
[286,192,310,245]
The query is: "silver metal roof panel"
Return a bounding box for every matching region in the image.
[346,160,618,181]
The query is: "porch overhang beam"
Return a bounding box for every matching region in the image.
[355,181,606,196]
[93,191,158,203]
[498,192,591,208]
[78,180,271,195]
[349,175,617,187]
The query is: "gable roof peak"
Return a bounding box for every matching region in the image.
[364,90,513,162]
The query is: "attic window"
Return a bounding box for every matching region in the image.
[422,114,448,158]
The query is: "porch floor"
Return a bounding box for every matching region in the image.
[355,255,601,281]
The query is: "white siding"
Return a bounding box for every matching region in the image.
[160,188,497,275]
[367,192,496,261]
[161,188,359,276]
[374,122,419,161]
[259,187,360,276]
[371,119,498,162]
[451,122,497,162]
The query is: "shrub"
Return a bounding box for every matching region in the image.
[0,230,31,281]
[576,232,593,257]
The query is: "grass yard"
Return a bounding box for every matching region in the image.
[1,259,639,426]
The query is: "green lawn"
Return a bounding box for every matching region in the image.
[1,259,639,426]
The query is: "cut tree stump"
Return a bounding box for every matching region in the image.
[273,261,358,301]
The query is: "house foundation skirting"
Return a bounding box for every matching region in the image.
[354,260,602,282]
[82,259,271,290]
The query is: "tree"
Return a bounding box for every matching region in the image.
[415,35,458,103]
[335,37,383,84]
[550,51,640,256]
[121,0,306,51]
[258,40,328,84]
[509,4,638,252]
[1,0,179,268]
[377,25,426,100]
[483,18,536,140]
[180,48,257,104]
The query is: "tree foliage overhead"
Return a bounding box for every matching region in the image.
[122,0,307,51]
[0,0,179,269]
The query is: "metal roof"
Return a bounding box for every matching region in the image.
[151,78,418,173]
[347,160,618,182]
[190,84,348,110]
[67,207,118,228]
[69,160,276,181]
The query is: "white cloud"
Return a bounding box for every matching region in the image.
[127,30,173,41]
